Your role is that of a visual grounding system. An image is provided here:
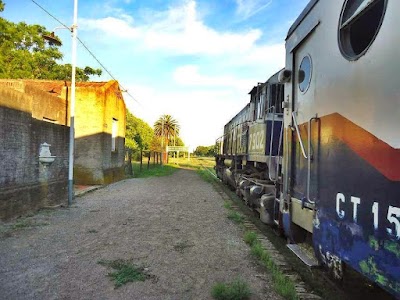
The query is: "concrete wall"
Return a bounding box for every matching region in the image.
[72,80,126,185]
[0,79,127,189]
[0,86,68,220]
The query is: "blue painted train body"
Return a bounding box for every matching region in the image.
[215,0,400,297]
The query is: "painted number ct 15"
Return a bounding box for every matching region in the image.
[336,193,400,239]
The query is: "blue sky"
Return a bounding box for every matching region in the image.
[3,0,309,149]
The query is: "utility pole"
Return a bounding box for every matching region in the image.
[161,118,164,165]
[42,1,77,206]
[68,0,78,206]
[174,124,176,158]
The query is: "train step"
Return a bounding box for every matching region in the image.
[287,243,319,267]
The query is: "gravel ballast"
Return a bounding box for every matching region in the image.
[0,169,281,299]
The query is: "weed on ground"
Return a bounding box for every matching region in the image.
[11,218,48,230]
[0,218,50,239]
[220,188,299,300]
[211,278,251,300]
[223,201,232,210]
[98,259,155,288]
[244,231,298,300]
[243,231,258,245]
[227,211,245,224]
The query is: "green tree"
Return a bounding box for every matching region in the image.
[125,112,154,151]
[194,145,216,157]
[0,1,101,81]
[169,136,184,146]
[154,114,180,148]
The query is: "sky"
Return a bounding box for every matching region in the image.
[3,0,309,150]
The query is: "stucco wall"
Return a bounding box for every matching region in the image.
[0,86,68,220]
[73,80,126,185]
[0,79,127,188]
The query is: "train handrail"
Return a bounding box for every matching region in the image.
[306,115,318,205]
[215,120,251,155]
[268,106,276,180]
[291,112,308,159]
[268,106,281,182]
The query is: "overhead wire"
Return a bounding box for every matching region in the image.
[30,0,142,106]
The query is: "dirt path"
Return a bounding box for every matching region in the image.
[0,169,281,300]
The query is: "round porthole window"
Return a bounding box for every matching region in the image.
[338,0,387,60]
[298,55,312,93]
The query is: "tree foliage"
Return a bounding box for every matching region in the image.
[125,112,154,151]
[194,145,216,157]
[169,136,184,146]
[154,114,180,147]
[0,1,101,81]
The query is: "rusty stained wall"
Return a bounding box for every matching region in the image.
[0,78,127,187]
[71,80,126,185]
[0,86,68,220]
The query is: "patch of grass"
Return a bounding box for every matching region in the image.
[243,231,258,246]
[223,201,232,210]
[227,211,245,224]
[170,157,215,169]
[131,162,177,178]
[197,168,217,183]
[98,259,152,288]
[87,229,98,233]
[0,218,49,239]
[12,219,49,229]
[211,278,251,300]
[12,219,33,229]
[249,240,298,300]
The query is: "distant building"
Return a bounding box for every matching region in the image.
[0,79,126,220]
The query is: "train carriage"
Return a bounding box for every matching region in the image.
[215,0,400,297]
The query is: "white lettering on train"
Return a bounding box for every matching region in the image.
[336,193,400,239]
[336,193,345,219]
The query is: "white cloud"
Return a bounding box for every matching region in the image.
[80,0,262,56]
[235,0,273,20]
[82,16,139,39]
[173,65,254,89]
[79,0,286,149]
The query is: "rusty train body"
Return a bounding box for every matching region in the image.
[215,0,400,297]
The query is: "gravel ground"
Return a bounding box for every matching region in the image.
[0,169,281,300]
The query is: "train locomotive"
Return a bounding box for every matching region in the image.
[215,0,400,297]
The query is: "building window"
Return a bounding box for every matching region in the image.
[338,0,387,60]
[298,55,312,93]
[112,118,118,152]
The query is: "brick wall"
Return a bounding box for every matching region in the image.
[0,86,68,220]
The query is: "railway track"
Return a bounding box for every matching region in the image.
[199,163,395,300]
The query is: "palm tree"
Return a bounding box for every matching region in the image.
[154,115,180,148]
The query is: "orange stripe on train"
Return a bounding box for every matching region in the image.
[318,113,400,181]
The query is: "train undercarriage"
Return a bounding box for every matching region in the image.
[215,156,281,227]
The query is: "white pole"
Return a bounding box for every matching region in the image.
[161,119,164,165]
[68,0,78,206]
